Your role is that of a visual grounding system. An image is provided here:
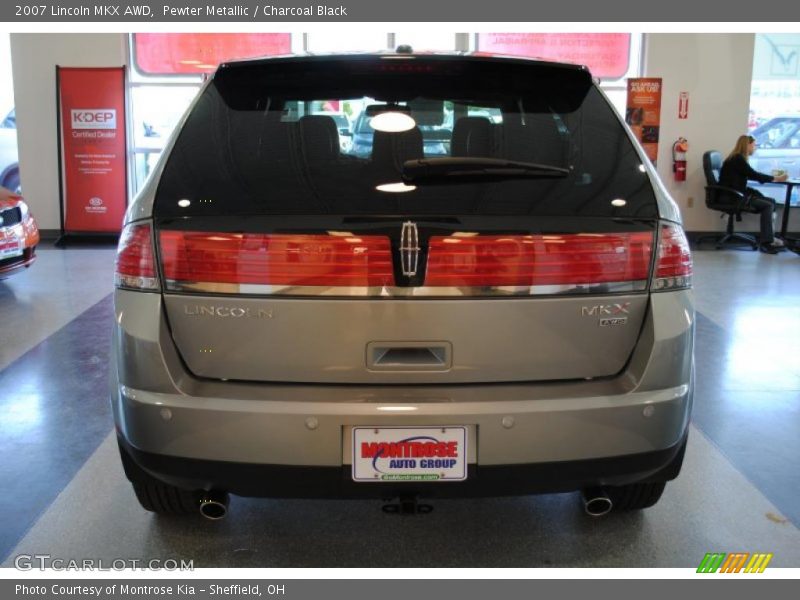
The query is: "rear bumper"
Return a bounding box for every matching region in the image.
[119,428,688,499]
[114,378,692,497]
[0,246,36,278]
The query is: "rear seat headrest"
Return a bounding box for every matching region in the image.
[371,127,424,170]
[452,116,493,157]
[298,115,340,162]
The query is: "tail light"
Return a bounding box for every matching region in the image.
[652,223,692,291]
[425,232,654,287]
[159,231,395,288]
[115,222,159,290]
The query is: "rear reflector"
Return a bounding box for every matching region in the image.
[159,231,395,287]
[425,232,654,287]
[115,222,158,290]
[653,224,692,291]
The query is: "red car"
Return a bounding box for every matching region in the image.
[0,187,39,278]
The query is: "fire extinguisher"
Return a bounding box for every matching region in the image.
[672,137,688,182]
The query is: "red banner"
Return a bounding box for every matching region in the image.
[58,67,127,234]
[625,78,663,165]
[477,33,631,80]
[133,33,292,74]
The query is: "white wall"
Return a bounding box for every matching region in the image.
[646,33,799,234]
[10,33,126,230]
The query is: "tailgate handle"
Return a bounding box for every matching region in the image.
[367,342,452,371]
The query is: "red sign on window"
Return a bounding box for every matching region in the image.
[477,33,631,80]
[134,33,292,75]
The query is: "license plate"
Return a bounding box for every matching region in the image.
[0,233,22,259]
[352,426,467,482]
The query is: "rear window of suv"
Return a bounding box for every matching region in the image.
[154,55,657,219]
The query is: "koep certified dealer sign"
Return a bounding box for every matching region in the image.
[71,109,117,129]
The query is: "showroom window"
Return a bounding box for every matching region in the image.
[0,33,20,193]
[748,33,800,204]
[393,32,461,52]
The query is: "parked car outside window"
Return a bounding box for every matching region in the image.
[350,102,452,158]
[325,112,353,151]
[748,115,800,204]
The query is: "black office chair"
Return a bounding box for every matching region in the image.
[699,150,758,250]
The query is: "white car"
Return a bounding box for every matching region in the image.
[749,115,800,203]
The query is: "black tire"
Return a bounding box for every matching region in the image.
[117,438,198,515]
[131,480,199,515]
[607,481,666,511]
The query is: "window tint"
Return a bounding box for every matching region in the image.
[155,57,656,219]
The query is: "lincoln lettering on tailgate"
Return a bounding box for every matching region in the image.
[352,427,467,482]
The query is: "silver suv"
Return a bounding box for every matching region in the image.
[112,54,694,519]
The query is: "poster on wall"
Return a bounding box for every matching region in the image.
[625,77,662,165]
[57,66,127,239]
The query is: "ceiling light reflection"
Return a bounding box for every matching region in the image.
[370,112,416,133]
[376,182,416,193]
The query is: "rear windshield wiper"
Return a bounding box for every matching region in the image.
[402,157,570,184]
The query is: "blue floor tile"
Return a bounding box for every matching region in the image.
[0,294,114,561]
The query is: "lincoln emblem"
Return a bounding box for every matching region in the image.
[400,221,420,277]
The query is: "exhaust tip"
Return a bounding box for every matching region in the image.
[199,492,229,520]
[581,487,613,517]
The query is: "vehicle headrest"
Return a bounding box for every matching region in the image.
[371,127,424,171]
[298,115,340,162]
[452,116,493,157]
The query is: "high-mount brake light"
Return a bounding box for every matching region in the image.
[159,231,395,288]
[115,222,159,291]
[424,232,654,287]
[652,223,693,291]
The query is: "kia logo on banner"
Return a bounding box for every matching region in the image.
[70,109,117,130]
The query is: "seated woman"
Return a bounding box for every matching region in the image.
[719,135,788,254]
